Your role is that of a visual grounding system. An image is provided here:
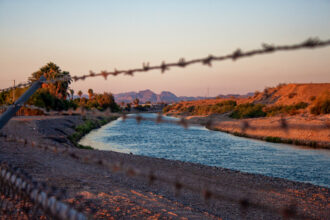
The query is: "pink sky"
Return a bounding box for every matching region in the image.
[0,1,329,96]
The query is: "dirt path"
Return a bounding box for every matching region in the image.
[0,116,329,219]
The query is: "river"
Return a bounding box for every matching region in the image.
[79,113,330,187]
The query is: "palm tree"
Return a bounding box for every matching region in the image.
[133,98,140,106]
[88,89,94,100]
[78,90,83,105]
[69,89,74,100]
[55,71,72,99]
[29,62,72,99]
[78,90,83,98]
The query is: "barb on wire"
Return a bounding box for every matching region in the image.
[1,37,330,93]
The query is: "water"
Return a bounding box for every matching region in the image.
[80,113,330,187]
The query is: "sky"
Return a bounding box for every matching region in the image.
[0,0,329,96]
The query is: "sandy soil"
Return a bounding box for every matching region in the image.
[167,83,330,108]
[0,116,329,219]
[184,114,330,149]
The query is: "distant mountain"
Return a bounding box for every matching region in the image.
[216,92,254,99]
[72,91,254,103]
[114,90,212,104]
[158,91,179,103]
[73,94,89,99]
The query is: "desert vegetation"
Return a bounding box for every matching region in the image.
[164,100,312,118]
[68,116,119,149]
[163,100,237,115]
[263,102,308,116]
[310,91,330,115]
[164,83,329,119]
[229,103,266,119]
[230,102,310,119]
[0,62,120,115]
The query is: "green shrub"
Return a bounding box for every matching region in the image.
[265,136,282,143]
[162,105,172,113]
[68,116,118,149]
[162,100,236,115]
[230,103,266,119]
[264,102,308,116]
[187,106,195,112]
[27,89,78,111]
[175,104,183,110]
[233,132,248,137]
[216,100,237,107]
[310,93,330,115]
[294,102,308,109]
[134,105,150,111]
[288,92,297,99]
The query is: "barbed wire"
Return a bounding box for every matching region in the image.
[0,133,320,220]
[1,103,328,139]
[1,37,330,93]
[0,162,88,219]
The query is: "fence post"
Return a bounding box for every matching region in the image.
[0,76,46,130]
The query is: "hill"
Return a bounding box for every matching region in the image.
[164,83,330,116]
[114,89,211,104]
[250,83,330,105]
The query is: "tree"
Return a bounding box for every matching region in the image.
[88,89,94,100]
[89,92,119,112]
[78,90,83,98]
[0,91,10,105]
[125,103,131,111]
[133,98,140,106]
[77,90,83,105]
[69,89,74,100]
[29,62,72,99]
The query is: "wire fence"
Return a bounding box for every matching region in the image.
[1,103,328,139]
[0,162,88,219]
[0,37,329,219]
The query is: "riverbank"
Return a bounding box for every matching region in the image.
[181,114,330,149]
[68,115,119,149]
[0,115,328,219]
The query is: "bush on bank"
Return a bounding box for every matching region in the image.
[68,116,118,150]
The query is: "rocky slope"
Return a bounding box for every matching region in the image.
[250,83,330,105]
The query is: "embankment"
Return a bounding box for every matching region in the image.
[185,114,330,149]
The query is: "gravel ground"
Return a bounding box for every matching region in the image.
[0,116,329,219]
